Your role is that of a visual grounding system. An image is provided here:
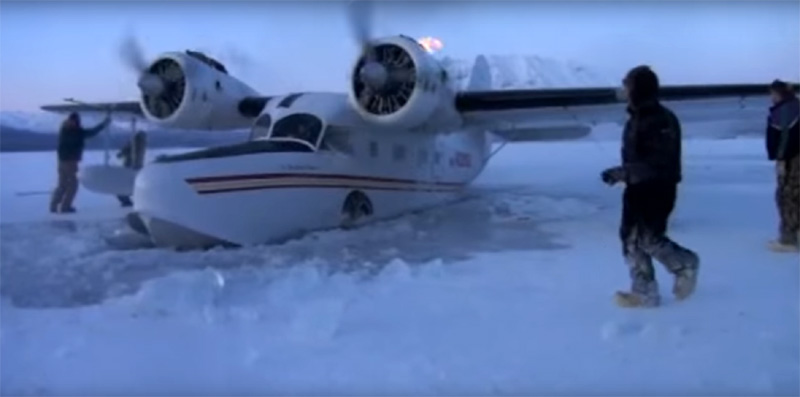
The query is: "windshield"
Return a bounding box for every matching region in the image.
[249,114,272,140]
[270,113,324,148]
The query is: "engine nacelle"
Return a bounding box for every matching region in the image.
[139,50,260,130]
[348,35,461,131]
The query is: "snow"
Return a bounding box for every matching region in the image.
[482,54,615,89]
[1,133,798,395]
[440,53,613,91]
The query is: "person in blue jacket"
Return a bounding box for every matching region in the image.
[765,80,800,252]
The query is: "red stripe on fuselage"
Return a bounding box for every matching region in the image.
[193,183,462,195]
[185,172,465,187]
[184,173,468,195]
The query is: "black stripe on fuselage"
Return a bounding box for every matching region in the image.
[237,96,272,118]
[278,93,304,108]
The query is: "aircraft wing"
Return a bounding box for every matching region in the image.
[41,100,143,117]
[456,84,780,133]
[491,125,591,142]
[41,96,276,120]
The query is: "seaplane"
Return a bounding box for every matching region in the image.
[42,3,775,250]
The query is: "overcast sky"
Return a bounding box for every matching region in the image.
[1,0,798,111]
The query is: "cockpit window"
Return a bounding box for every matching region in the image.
[249,114,272,140]
[270,113,324,148]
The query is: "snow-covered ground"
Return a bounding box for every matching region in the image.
[1,137,798,395]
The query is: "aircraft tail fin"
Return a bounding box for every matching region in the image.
[466,55,492,91]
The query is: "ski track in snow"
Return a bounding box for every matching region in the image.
[1,138,798,395]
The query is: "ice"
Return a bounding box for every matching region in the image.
[1,135,799,395]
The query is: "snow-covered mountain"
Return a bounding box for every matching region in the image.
[441,54,614,91]
[0,53,613,134]
[0,110,154,135]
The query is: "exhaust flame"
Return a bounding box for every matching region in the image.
[417,36,443,54]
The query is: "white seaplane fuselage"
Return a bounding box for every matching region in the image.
[132,92,491,249]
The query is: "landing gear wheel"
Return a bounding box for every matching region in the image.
[341,190,373,229]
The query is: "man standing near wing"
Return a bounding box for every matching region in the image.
[601,65,700,308]
[50,112,111,214]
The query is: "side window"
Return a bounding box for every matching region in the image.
[369,141,379,158]
[392,144,407,162]
[433,151,441,165]
[417,149,428,166]
[320,129,354,154]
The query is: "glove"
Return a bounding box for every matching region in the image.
[601,166,626,186]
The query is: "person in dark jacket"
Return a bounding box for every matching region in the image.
[115,130,148,207]
[765,79,800,252]
[49,112,111,213]
[600,65,700,308]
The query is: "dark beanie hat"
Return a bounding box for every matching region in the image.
[624,65,660,104]
[770,79,789,91]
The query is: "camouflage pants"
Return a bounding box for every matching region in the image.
[50,160,79,212]
[620,181,699,304]
[776,156,800,244]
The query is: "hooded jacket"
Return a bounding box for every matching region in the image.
[57,115,110,162]
[765,94,799,161]
[620,65,682,185]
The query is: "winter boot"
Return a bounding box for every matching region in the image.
[673,268,699,301]
[769,230,800,253]
[615,279,661,308]
[614,290,660,308]
[768,240,799,253]
[671,250,700,301]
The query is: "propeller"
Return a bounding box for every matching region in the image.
[117,32,188,119]
[118,33,165,98]
[119,34,148,75]
[346,0,415,92]
[347,0,373,54]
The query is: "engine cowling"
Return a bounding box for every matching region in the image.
[348,35,459,131]
[139,51,260,130]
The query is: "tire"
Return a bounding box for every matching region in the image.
[341,190,373,229]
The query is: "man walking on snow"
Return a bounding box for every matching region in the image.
[600,65,700,308]
[765,79,800,252]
